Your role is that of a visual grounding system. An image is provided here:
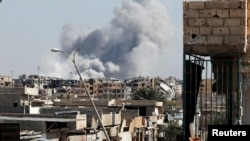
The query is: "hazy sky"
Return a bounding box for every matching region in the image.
[0,0,183,80]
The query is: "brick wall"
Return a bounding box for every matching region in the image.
[183,0,248,55]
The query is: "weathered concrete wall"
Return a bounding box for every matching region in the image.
[240,0,250,125]
[0,94,27,113]
[40,107,121,127]
[183,0,248,55]
[240,53,250,124]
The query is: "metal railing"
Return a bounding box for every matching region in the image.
[183,54,242,141]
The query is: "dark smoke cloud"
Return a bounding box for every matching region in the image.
[47,0,171,80]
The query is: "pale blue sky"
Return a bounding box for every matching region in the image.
[0,0,183,79]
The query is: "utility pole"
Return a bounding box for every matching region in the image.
[37,66,40,93]
[11,70,13,94]
[51,48,110,141]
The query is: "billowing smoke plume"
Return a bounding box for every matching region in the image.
[47,0,171,80]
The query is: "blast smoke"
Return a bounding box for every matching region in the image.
[47,0,171,80]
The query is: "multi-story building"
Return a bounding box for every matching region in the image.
[124,76,154,94]
[0,75,13,88]
[1,74,182,102]
[0,74,182,140]
[102,78,124,99]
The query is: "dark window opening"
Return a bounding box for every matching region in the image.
[13,103,18,107]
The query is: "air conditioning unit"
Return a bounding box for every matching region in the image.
[20,100,29,106]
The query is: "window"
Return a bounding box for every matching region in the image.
[13,103,18,107]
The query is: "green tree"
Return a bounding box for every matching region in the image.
[132,87,166,101]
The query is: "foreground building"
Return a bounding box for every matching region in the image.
[183,0,250,140]
[0,97,167,141]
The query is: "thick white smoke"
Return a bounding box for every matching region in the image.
[46,0,171,80]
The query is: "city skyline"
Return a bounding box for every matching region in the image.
[0,0,183,80]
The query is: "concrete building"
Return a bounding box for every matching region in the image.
[0,74,182,140]
[0,97,167,141]
[0,113,87,141]
[9,74,180,101]
[0,75,13,88]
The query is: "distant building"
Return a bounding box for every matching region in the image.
[0,75,13,88]
[1,74,183,101]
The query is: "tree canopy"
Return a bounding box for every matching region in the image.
[132,87,166,101]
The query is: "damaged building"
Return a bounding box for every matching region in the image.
[183,0,250,140]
